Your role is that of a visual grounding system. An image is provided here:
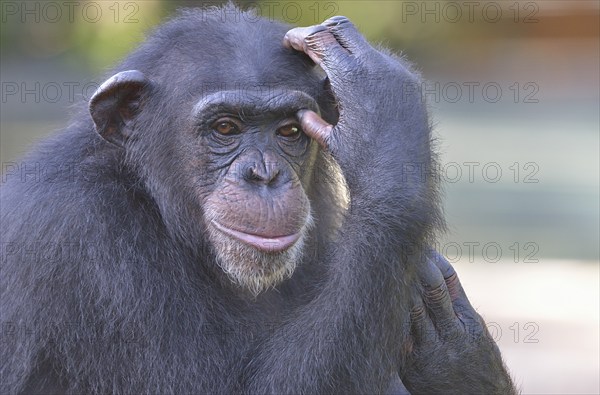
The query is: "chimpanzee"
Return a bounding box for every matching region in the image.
[0,6,515,394]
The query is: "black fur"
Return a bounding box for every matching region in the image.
[1,6,513,395]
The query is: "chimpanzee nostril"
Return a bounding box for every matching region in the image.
[242,163,280,185]
[242,165,258,182]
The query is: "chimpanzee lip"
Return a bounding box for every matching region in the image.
[211,221,301,252]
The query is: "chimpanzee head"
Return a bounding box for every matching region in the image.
[89,9,339,295]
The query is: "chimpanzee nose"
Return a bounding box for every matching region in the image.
[239,149,285,186]
[242,161,280,185]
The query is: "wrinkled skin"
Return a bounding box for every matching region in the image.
[0,7,515,394]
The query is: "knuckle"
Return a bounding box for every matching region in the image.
[304,30,335,48]
[444,273,461,300]
[410,305,427,321]
[323,15,351,26]
[424,284,448,305]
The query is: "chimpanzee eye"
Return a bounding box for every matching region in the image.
[212,118,241,135]
[277,123,302,138]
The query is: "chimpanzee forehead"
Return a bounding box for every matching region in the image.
[191,89,320,121]
[190,28,319,91]
[128,10,322,92]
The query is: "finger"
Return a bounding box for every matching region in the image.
[283,25,329,65]
[297,109,334,150]
[409,302,436,345]
[418,256,458,329]
[321,16,372,56]
[430,251,474,311]
[430,252,483,329]
[283,25,352,73]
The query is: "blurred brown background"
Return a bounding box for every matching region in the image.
[1,1,598,393]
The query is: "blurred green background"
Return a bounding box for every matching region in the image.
[1,1,598,393]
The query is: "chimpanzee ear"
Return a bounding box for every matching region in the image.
[89,70,150,147]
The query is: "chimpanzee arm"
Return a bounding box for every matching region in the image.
[244,17,435,394]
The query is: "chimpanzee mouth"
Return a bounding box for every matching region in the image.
[211,221,301,253]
